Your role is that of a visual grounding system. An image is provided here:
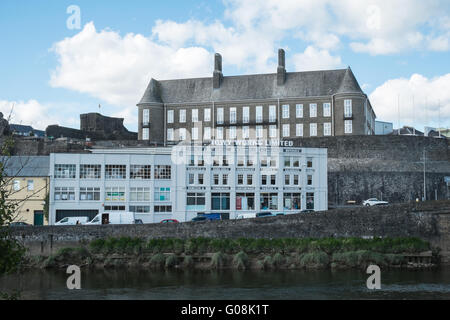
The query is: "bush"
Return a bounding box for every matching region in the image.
[149,253,166,269]
[182,255,194,268]
[299,252,329,269]
[165,254,178,269]
[272,252,285,268]
[261,255,274,269]
[232,251,249,270]
[332,250,386,268]
[210,251,226,269]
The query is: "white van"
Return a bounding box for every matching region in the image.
[55,216,89,226]
[235,213,256,220]
[86,212,135,225]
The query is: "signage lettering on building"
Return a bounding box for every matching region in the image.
[211,139,294,147]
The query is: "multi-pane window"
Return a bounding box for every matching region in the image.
[284,157,291,167]
[154,165,171,179]
[213,174,219,185]
[204,127,211,140]
[307,157,313,168]
[306,192,315,210]
[142,128,149,140]
[282,124,290,137]
[296,104,303,118]
[285,175,290,185]
[105,205,126,211]
[261,175,267,185]
[256,125,263,138]
[256,106,263,123]
[187,193,206,210]
[237,174,244,185]
[296,124,303,137]
[236,193,255,210]
[179,128,186,141]
[310,123,317,137]
[344,100,352,117]
[217,108,224,124]
[192,127,199,140]
[270,175,276,185]
[230,108,237,124]
[204,108,211,122]
[79,187,100,201]
[229,127,237,139]
[293,175,299,185]
[105,165,126,179]
[154,205,172,213]
[129,206,150,213]
[167,128,174,141]
[216,127,223,140]
[80,164,101,179]
[345,120,353,134]
[180,109,186,123]
[143,109,150,125]
[211,193,230,210]
[192,109,199,122]
[292,157,300,167]
[324,122,332,136]
[130,187,150,201]
[269,125,277,138]
[222,174,228,185]
[130,165,151,179]
[260,193,278,210]
[167,110,174,124]
[243,106,250,123]
[242,126,249,139]
[54,187,75,201]
[283,193,301,210]
[198,174,204,185]
[188,173,195,185]
[105,187,125,202]
[282,105,290,119]
[310,103,317,117]
[323,103,331,117]
[154,187,170,201]
[13,180,20,191]
[54,164,76,179]
[269,105,277,122]
[307,175,313,185]
[247,174,253,185]
[27,180,34,191]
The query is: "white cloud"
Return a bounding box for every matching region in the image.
[293,46,342,71]
[0,100,74,130]
[370,73,450,129]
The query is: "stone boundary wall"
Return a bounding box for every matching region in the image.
[9,201,450,264]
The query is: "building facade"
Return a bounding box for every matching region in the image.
[375,120,394,135]
[137,49,376,144]
[4,156,50,225]
[49,145,327,224]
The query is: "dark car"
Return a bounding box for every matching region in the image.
[256,212,273,218]
[134,219,144,224]
[160,219,179,224]
[299,209,315,214]
[9,222,31,227]
[191,216,208,222]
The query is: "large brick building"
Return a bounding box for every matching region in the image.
[137,49,376,143]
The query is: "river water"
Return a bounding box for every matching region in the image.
[1,268,450,300]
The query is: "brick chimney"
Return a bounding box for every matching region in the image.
[277,49,286,86]
[213,53,223,89]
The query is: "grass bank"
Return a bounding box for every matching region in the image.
[26,237,437,271]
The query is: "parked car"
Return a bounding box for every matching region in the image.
[236,213,256,219]
[274,212,285,216]
[9,221,31,227]
[256,211,273,218]
[160,219,179,224]
[86,212,135,225]
[299,209,315,214]
[363,198,389,206]
[134,219,144,224]
[191,216,208,222]
[55,216,89,226]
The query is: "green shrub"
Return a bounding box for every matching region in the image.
[89,239,105,253]
[165,254,178,269]
[299,252,329,269]
[272,252,285,268]
[210,251,226,269]
[182,255,194,268]
[149,253,166,269]
[232,251,249,270]
[332,250,386,268]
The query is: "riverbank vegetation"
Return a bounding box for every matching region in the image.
[26,237,437,271]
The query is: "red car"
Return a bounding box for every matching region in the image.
[160,219,179,224]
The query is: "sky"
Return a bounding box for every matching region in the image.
[0,0,449,132]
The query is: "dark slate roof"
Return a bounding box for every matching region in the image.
[10,124,34,133]
[138,67,364,105]
[2,156,50,177]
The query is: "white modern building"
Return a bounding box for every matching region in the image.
[49,143,327,224]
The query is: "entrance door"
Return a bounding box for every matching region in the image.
[34,211,44,226]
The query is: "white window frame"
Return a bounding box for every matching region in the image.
[204,127,211,140]
[282,124,290,137]
[310,103,317,118]
[167,110,174,124]
[256,125,263,138]
[192,127,199,140]
[230,107,237,124]
[324,122,331,136]
[180,109,186,123]
[229,127,237,139]
[217,108,224,124]
[323,103,331,117]
[269,105,277,122]
[310,123,317,137]
[256,106,263,123]
[216,127,223,140]
[204,108,211,122]
[296,124,303,137]
[179,128,186,141]
[344,100,352,117]
[296,104,303,118]
[269,125,277,138]
[143,109,150,125]
[243,106,250,123]
[142,128,149,140]
[345,120,353,134]
[282,105,290,119]
[192,109,199,123]
[167,128,174,141]
[242,126,249,139]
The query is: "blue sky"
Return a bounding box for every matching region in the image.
[0,0,449,132]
